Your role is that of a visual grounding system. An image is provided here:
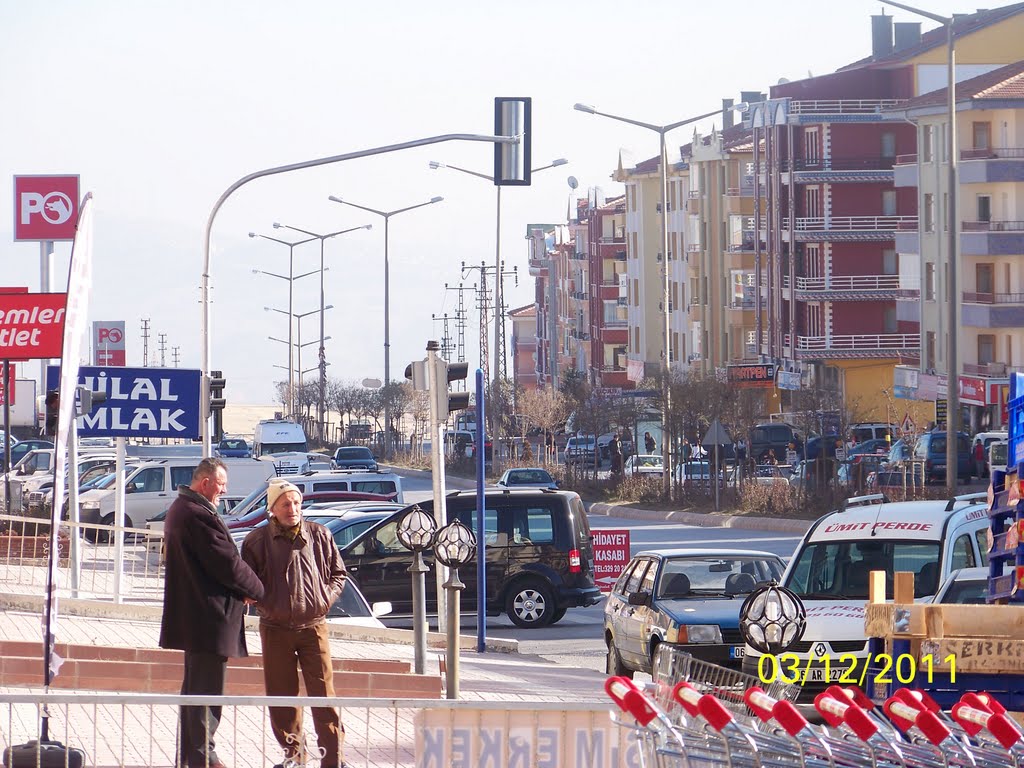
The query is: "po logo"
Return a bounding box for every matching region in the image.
[20,191,74,225]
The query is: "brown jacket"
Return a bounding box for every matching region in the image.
[241,519,347,630]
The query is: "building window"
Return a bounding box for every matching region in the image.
[977,263,994,295]
[973,122,991,151]
[881,132,896,159]
[977,195,992,223]
[882,190,897,216]
[883,306,897,333]
[926,331,936,370]
[805,187,820,219]
[805,129,820,164]
[922,125,933,162]
[882,249,897,275]
[979,334,996,365]
[633,278,639,307]
[633,327,640,354]
[925,263,936,300]
[923,193,935,232]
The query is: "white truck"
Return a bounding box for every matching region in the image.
[253,419,309,475]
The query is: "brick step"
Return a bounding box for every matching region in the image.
[0,640,409,675]
[0,656,442,699]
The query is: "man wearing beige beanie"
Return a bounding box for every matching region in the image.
[241,479,348,768]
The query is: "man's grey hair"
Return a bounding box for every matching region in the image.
[192,457,227,483]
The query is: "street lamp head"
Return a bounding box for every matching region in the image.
[397,504,437,552]
[251,268,261,275]
[551,158,569,167]
[263,306,271,312]
[324,304,335,311]
[432,519,476,568]
[272,222,282,229]
[363,224,373,230]
[428,161,444,170]
[248,232,257,238]
[327,195,343,204]
[430,196,444,204]
[733,101,750,114]
[573,103,596,114]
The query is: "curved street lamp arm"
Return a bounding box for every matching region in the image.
[390,198,444,217]
[203,132,518,457]
[877,0,950,24]
[327,197,387,218]
[439,163,494,182]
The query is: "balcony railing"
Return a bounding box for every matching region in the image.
[963,291,1024,304]
[963,361,1008,377]
[962,220,1024,232]
[688,190,700,199]
[786,157,896,171]
[795,215,916,231]
[788,99,905,114]
[961,147,1024,160]
[598,236,626,244]
[795,333,920,351]
[687,243,702,253]
[796,275,900,291]
[895,153,918,165]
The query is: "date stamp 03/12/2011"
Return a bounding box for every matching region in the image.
[757,652,958,686]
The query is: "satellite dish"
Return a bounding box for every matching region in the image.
[777,77,791,85]
[567,176,579,190]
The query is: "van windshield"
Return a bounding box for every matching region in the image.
[261,442,308,454]
[786,539,940,600]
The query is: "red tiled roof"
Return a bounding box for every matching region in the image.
[840,3,1024,72]
[895,59,1024,109]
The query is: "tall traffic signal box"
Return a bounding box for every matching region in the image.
[209,371,226,443]
[405,356,470,421]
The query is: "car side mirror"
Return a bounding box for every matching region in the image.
[371,601,393,618]
[554,480,561,488]
[627,591,650,607]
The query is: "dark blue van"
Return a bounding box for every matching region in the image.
[914,431,971,483]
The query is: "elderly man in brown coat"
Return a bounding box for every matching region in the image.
[242,479,348,768]
[160,458,265,768]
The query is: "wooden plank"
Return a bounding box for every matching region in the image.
[864,603,928,638]
[866,603,1024,640]
[868,570,887,603]
[928,638,1024,673]
[893,571,915,605]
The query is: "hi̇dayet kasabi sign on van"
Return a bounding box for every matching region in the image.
[46,365,202,439]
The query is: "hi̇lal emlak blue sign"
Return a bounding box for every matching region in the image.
[47,365,202,439]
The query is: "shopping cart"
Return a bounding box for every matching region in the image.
[606,672,1024,768]
[651,646,800,731]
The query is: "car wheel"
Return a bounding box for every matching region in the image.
[505,579,555,628]
[550,606,567,625]
[606,639,632,678]
[88,513,114,545]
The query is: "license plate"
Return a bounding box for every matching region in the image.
[729,646,745,659]
[807,667,847,683]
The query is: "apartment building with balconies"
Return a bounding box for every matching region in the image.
[527,224,561,388]
[509,303,539,392]
[614,151,690,385]
[891,59,1024,430]
[687,118,758,372]
[753,5,1024,422]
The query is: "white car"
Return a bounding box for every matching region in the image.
[325,581,392,629]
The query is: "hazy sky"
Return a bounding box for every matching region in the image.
[0,0,968,403]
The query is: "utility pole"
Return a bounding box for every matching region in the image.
[445,282,470,384]
[433,313,455,361]
[140,318,151,367]
[158,333,167,367]
[171,346,181,368]
[495,262,518,384]
[460,262,491,384]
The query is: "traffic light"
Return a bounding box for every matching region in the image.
[77,386,107,417]
[493,97,532,186]
[434,359,470,421]
[209,370,226,443]
[404,360,428,391]
[44,390,59,436]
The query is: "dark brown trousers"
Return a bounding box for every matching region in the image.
[259,622,344,768]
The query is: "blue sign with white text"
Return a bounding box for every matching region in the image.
[46,365,202,439]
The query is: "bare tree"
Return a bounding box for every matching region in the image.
[516,387,569,464]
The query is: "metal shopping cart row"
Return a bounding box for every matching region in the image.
[608,650,1024,768]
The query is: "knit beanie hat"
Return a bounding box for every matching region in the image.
[266,479,302,511]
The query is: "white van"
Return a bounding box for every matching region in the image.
[990,440,1009,478]
[252,419,308,458]
[741,492,991,698]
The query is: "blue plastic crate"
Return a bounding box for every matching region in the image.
[1009,372,1024,468]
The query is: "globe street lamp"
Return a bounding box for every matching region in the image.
[432,518,476,699]
[573,102,747,498]
[738,581,806,656]
[327,194,444,460]
[273,222,372,443]
[396,504,438,675]
[249,230,320,417]
[429,157,568,475]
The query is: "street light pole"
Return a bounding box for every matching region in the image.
[327,195,444,461]
[429,158,567,475]
[250,231,320,418]
[267,306,332,414]
[574,102,746,499]
[879,0,959,492]
[273,223,372,444]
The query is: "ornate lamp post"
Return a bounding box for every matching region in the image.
[396,504,437,675]
[739,581,806,656]
[432,519,476,699]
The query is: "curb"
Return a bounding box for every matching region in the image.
[586,501,813,534]
[0,594,520,654]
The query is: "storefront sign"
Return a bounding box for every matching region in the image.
[0,292,67,358]
[592,529,630,591]
[776,370,801,391]
[13,175,80,241]
[959,376,987,407]
[727,363,776,389]
[92,321,126,366]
